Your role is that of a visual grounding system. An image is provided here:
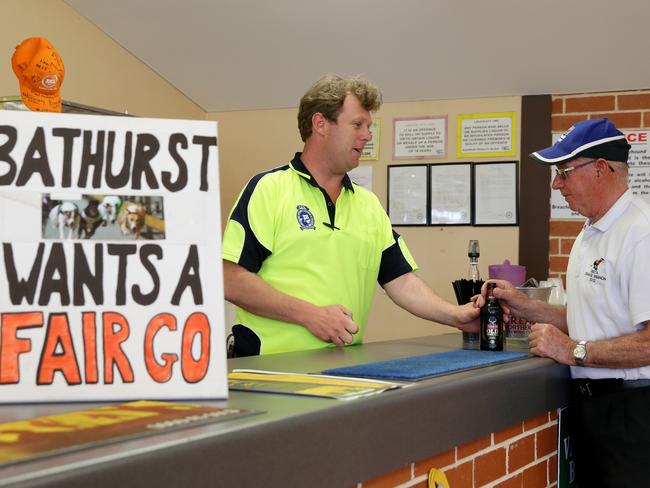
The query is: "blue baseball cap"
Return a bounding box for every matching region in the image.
[531,118,630,165]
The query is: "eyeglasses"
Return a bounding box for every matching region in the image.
[554,159,615,180]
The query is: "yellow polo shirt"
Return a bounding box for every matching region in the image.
[222,153,417,354]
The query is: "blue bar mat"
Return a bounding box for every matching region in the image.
[322,349,529,381]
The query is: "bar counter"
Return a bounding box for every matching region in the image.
[0,333,570,487]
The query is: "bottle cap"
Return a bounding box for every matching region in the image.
[468,240,480,258]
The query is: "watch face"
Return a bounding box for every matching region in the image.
[574,343,587,361]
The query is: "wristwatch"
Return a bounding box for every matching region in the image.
[573,340,588,365]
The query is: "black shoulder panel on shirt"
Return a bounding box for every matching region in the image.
[378,230,414,286]
[230,165,289,273]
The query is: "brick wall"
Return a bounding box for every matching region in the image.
[549,89,650,279]
[358,410,558,488]
[552,90,650,132]
[547,220,583,286]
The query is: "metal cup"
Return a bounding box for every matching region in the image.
[507,286,552,342]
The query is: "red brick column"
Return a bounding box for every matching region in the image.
[547,221,583,287]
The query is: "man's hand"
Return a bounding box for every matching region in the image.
[475,279,568,332]
[475,279,529,317]
[304,304,359,347]
[455,302,480,332]
[224,261,359,346]
[528,323,574,364]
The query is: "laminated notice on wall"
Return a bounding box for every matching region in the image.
[457,112,516,158]
[360,119,380,161]
[625,130,650,202]
[393,116,447,159]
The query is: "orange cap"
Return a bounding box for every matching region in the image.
[11,37,65,112]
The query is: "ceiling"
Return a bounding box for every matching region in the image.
[64,0,650,113]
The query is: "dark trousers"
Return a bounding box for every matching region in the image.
[571,379,650,487]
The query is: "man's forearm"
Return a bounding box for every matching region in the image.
[383,272,463,326]
[527,301,568,333]
[223,260,316,326]
[223,260,359,345]
[581,323,650,369]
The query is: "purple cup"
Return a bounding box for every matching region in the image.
[488,259,526,287]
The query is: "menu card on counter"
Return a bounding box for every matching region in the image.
[228,369,406,400]
[0,400,255,466]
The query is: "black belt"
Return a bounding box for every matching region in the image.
[572,378,650,397]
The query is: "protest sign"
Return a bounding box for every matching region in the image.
[0,111,227,402]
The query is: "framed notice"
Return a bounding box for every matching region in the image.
[429,163,472,225]
[360,119,380,161]
[393,116,447,159]
[348,165,373,192]
[473,161,519,226]
[457,112,516,158]
[0,110,227,403]
[388,164,429,225]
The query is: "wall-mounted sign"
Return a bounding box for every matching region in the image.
[457,112,516,158]
[348,165,373,192]
[472,162,519,226]
[429,163,472,225]
[625,130,650,201]
[393,116,447,159]
[387,164,428,225]
[360,119,380,161]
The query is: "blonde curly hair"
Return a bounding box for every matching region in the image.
[298,74,382,142]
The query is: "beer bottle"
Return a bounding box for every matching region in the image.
[480,282,504,351]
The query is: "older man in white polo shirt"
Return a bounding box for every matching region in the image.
[483,118,650,487]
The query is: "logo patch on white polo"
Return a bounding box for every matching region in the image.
[585,257,606,283]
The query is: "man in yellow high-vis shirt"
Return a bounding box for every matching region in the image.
[222,74,479,356]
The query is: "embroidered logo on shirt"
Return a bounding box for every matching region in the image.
[584,257,606,283]
[296,205,315,230]
[592,258,605,273]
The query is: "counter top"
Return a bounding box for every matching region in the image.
[0,334,570,488]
